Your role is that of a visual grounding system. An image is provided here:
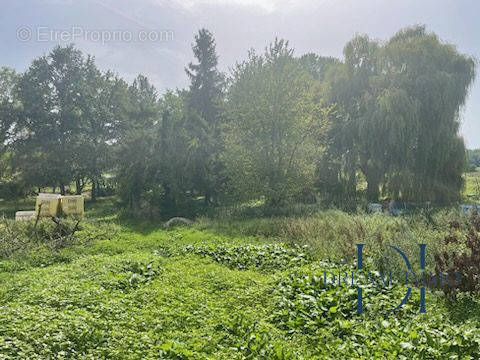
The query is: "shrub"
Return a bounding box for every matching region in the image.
[0,216,111,259]
[434,214,480,298]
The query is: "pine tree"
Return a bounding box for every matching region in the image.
[185,28,224,205]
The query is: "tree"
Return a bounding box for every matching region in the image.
[331,34,388,201]
[75,70,129,199]
[156,91,192,212]
[224,39,330,205]
[298,53,339,82]
[381,26,475,203]
[327,26,476,203]
[13,45,105,195]
[115,75,160,214]
[115,79,194,217]
[185,28,224,205]
[0,68,24,199]
[296,56,359,205]
[0,67,19,153]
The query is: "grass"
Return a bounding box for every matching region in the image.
[195,209,460,274]
[464,170,480,200]
[0,198,479,358]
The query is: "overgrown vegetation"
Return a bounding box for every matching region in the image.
[435,214,480,298]
[0,201,479,358]
[0,216,107,258]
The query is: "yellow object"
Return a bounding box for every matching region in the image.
[60,195,84,216]
[35,194,61,217]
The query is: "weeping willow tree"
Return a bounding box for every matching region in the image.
[326,25,476,203]
[381,25,476,203]
[325,34,384,201]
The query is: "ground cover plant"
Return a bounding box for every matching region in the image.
[0,200,480,358]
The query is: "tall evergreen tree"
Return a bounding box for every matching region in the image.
[185,28,224,205]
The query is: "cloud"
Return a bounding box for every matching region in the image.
[146,0,329,13]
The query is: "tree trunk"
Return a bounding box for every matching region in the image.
[163,183,175,213]
[91,178,97,202]
[75,177,82,195]
[60,184,66,196]
[130,193,140,217]
[366,176,380,202]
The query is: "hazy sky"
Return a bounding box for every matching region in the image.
[1,0,478,147]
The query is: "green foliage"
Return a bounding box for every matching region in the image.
[270,264,480,358]
[10,46,127,196]
[101,260,161,291]
[14,46,90,191]
[0,180,27,201]
[115,85,197,217]
[181,243,311,271]
[464,170,480,199]
[272,265,358,335]
[224,39,330,205]
[325,25,475,204]
[0,203,480,358]
[196,209,459,272]
[0,68,19,153]
[74,70,129,199]
[298,54,340,82]
[1,26,475,212]
[216,315,297,359]
[185,28,225,206]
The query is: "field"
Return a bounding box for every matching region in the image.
[0,198,479,359]
[464,171,480,200]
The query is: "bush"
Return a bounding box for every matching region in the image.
[0,217,109,259]
[434,214,480,298]
[0,181,28,200]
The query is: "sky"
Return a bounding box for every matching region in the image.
[1,0,478,148]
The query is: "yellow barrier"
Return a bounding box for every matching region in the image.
[35,194,61,217]
[16,194,85,221]
[60,195,84,217]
